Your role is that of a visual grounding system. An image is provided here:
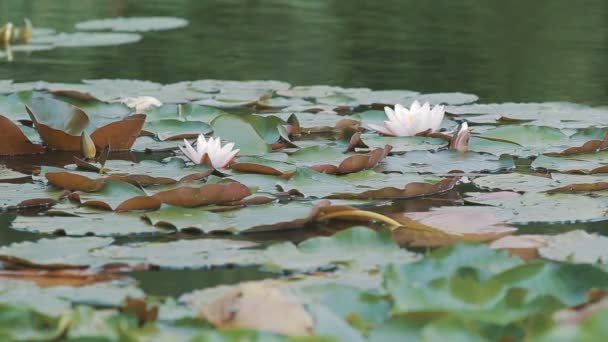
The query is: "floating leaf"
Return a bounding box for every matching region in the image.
[263,227,417,272]
[75,17,189,32]
[151,182,251,208]
[26,97,145,151]
[539,230,608,264]
[11,211,164,237]
[0,237,113,269]
[143,119,211,141]
[143,200,326,234]
[31,32,142,47]
[68,180,161,212]
[198,281,314,336]
[391,207,517,247]
[383,150,514,175]
[211,114,269,155]
[0,115,45,155]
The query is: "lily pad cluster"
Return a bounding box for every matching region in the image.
[0,16,188,62]
[1,78,608,340]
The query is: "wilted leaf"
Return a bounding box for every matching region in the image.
[199,281,314,336]
[391,207,517,247]
[0,115,45,155]
[151,182,251,208]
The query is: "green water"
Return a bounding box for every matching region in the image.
[2,0,608,105]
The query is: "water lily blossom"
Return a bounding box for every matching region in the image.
[120,96,162,112]
[449,121,471,152]
[180,134,240,169]
[368,100,445,136]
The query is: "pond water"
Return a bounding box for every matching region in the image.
[2,0,608,105]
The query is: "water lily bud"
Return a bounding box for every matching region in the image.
[0,22,14,44]
[80,131,97,159]
[449,122,471,152]
[19,18,32,43]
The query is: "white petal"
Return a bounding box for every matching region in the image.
[368,123,395,136]
[410,100,422,113]
[180,139,202,164]
[385,120,415,136]
[393,104,409,121]
[384,106,399,123]
[428,104,445,132]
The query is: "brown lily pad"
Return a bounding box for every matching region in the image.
[46,171,105,192]
[546,133,608,157]
[489,234,548,261]
[152,182,252,208]
[391,206,517,247]
[330,174,461,200]
[310,145,392,175]
[90,114,146,150]
[0,115,45,155]
[25,97,145,151]
[546,182,608,194]
[198,281,313,336]
[0,269,127,287]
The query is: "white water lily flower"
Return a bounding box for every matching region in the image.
[368,100,445,136]
[180,134,239,169]
[120,96,162,112]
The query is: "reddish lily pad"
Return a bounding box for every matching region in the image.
[151,182,251,208]
[391,207,517,247]
[25,97,145,151]
[0,115,45,155]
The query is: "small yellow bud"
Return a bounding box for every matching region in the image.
[1,22,14,44]
[19,19,32,43]
[80,131,97,159]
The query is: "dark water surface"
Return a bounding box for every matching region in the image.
[2,0,608,105]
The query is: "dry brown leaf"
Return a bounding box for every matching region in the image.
[545,133,608,157]
[0,115,45,155]
[0,269,126,287]
[546,182,608,194]
[90,114,146,150]
[200,282,313,336]
[489,235,548,261]
[152,182,252,208]
[391,207,517,247]
[331,174,461,200]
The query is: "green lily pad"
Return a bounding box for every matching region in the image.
[464,192,608,224]
[0,236,113,268]
[277,168,442,199]
[31,32,142,48]
[360,134,447,153]
[211,114,270,155]
[263,227,417,272]
[385,243,608,323]
[75,17,189,32]
[539,230,608,264]
[532,153,608,173]
[144,119,211,141]
[91,239,263,269]
[472,172,608,193]
[382,150,514,175]
[470,125,570,156]
[69,180,159,212]
[10,211,164,236]
[449,102,608,129]
[142,200,322,233]
[0,182,60,210]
